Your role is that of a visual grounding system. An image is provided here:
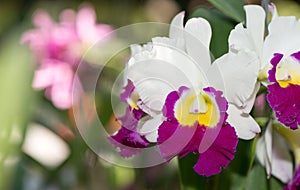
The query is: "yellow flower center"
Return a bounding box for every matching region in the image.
[275,56,300,88]
[127,92,140,110]
[174,91,220,128]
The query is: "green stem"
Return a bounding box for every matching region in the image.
[247,136,258,174]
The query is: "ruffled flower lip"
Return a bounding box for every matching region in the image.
[108,80,149,157]
[267,52,300,130]
[158,86,238,176]
[108,106,149,158]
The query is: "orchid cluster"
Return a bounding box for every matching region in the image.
[109,3,300,189]
[21,4,112,109]
[21,1,300,189]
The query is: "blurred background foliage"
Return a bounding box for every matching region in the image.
[0,0,300,190]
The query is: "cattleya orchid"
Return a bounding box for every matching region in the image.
[256,120,293,183]
[273,124,300,190]
[21,4,112,109]
[257,121,300,189]
[279,127,300,190]
[228,4,300,130]
[109,12,261,176]
[226,4,300,187]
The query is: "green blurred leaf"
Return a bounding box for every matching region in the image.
[230,140,253,176]
[190,8,236,58]
[245,164,267,190]
[270,176,284,190]
[0,29,34,189]
[178,154,206,190]
[208,0,245,23]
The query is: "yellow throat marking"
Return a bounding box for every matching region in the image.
[174,91,220,128]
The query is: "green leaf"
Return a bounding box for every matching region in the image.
[0,29,35,190]
[178,154,206,190]
[269,176,284,190]
[229,172,246,190]
[190,8,236,58]
[245,164,267,190]
[208,0,245,23]
[229,140,253,176]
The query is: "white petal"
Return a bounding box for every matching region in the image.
[145,131,159,143]
[256,121,293,183]
[152,37,185,51]
[256,136,271,176]
[264,121,273,175]
[269,3,278,18]
[208,51,259,108]
[270,131,293,183]
[169,12,185,39]
[126,45,208,111]
[185,18,212,49]
[244,5,266,59]
[242,82,260,114]
[184,18,212,72]
[130,44,142,56]
[189,95,207,113]
[139,115,164,143]
[228,23,255,53]
[227,104,260,140]
[263,15,300,66]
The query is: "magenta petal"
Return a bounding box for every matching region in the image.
[291,51,300,61]
[178,125,206,158]
[199,87,228,153]
[120,80,135,103]
[162,86,188,119]
[158,121,197,161]
[267,52,300,129]
[267,83,300,130]
[158,86,237,176]
[108,107,149,157]
[193,122,238,177]
[284,165,300,190]
[203,87,228,112]
[117,107,142,130]
[268,53,283,83]
[108,127,149,158]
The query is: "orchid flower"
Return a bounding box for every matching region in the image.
[21,4,113,109]
[227,4,300,130]
[257,120,300,188]
[256,120,293,184]
[109,12,262,176]
[277,124,300,189]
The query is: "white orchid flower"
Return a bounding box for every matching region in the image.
[228,4,300,130]
[124,12,260,141]
[256,120,293,183]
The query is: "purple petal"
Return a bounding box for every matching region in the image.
[162,86,188,120]
[284,165,300,190]
[108,107,149,157]
[108,127,149,158]
[117,107,141,130]
[268,53,283,83]
[291,51,300,61]
[157,121,197,161]
[198,87,228,153]
[193,122,238,177]
[158,86,237,176]
[203,87,228,112]
[267,83,300,130]
[120,79,135,103]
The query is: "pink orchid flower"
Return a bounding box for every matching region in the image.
[21,4,113,109]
